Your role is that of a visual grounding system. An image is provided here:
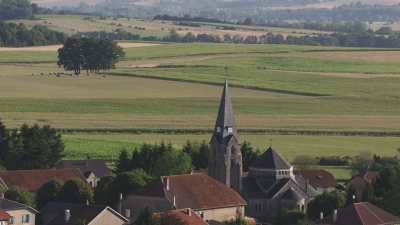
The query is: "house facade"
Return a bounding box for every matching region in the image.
[0,198,37,225]
[122,173,246,224]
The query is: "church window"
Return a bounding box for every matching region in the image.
[216,126,221,133]
[227,127,233,134]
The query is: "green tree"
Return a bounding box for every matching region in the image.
[57,179,93,204]
[5,124,64,170]
[182,141,209,170]
[36,180,63,209]
[135,207,159,225]
[241,141,259,172]
[57,38,83,75]
[275,209,306,225]
[0,0,32,20]
[94,176,115,205]
[153,149,192,177]
[308,191,346,220]
[110,169,152,204]
[5,186,34,207]
[115,149,131,174]
[0,119,9,166]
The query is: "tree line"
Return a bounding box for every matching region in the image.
[57,37,125,75]
[0,22,66,47]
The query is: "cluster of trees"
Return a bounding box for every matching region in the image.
[5,178,93,209]
[0,0,33,20]
[57,37,125,75]
[0,22,66,47]
[161,30,400,48]
[0,120,64,170]
[78,30,140,41]
[263,21,368,33]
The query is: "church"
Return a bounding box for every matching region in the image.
[208,81,319,221]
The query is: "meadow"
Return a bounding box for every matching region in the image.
[1,42,400,181]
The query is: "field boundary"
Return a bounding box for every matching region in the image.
[11,128,400,137]
[107,72,329,97]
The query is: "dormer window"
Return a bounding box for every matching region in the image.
[216,127,221,133]
[227,127,233,134]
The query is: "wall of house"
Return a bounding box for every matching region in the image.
[122,195,173,221]
[7,209,35,225]
[88,209,125,225]
[196,206,244,223]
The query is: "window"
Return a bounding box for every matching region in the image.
[227,127,233,134]
[10,216,15,224]
[22,214,30,224]
[216,127,221,133]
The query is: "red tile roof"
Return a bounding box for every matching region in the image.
[295,170,337,189]
[0,168,86,192]
[327,202,400,225]
[0,210,10,221]
[135,173,246,210]
[159,209,207,225]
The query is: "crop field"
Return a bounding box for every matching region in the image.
[12,15,328,38]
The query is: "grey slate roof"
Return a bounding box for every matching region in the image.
[56,159,111,178]
[213,80,240,144]
[0,198,38,213]
[251,147,292,170]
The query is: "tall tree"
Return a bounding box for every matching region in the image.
[0,0,32,20]
[36,180,64,209]
[5,186,34,207]
[57,179,93,204]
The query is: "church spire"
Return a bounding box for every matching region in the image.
[213,80,240,143]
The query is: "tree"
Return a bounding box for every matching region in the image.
[153,149,192,177]
[4,124,64,170]
[36,180,63,209]
[0,0,32,20]
[58,37,124,75]
[94,176,115,205]
[274,209,306,225]
[5,186,34,207]
[110,169,152,204]
[182,141,209,170]
[0,119,9,166]
[115,150,131,174]
[308,191,346,220]
[135,207,159,225]
[57,179,93,204]
[241,141,259,172]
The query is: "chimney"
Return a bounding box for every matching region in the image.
[173,195,176,208]
[165,177,170,191]
[65,209,71,222]
[86,200,90,206]
[118,193,123,214]
[186,208,192,216]
[320,212,324,221]
[333,209,338,223]
[125,209,131,218]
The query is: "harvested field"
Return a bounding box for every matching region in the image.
[305,51,400,63]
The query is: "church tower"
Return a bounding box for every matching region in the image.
[208,81,243,192]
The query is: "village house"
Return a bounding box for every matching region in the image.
[0,169,86,196]
[207,81,319,221]
[0,198,38,225]
[347,171,380,202]
[323,202,400,225]
[41,202,128,225]
[295,170,337,194]
[56,159,111,189]
[122,172,247,224]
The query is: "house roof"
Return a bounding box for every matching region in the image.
[56,160,111,178]
[42,202,128,225]
[159,209,207,225]
[0,210,10,221]
[251,147,291,170]
[327,202,400,225]
[295,170,337,189]
[212,80,240,144]
[0,198,38,214]
[135,173,246,210]
[0,168,86,192]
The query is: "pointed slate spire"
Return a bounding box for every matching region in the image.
[213,80,240,143]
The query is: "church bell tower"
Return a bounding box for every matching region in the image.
[208,81,243,192]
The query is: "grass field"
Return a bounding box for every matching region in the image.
[62,132,400,180]
[1,43,400,131]
[12,15,329,38]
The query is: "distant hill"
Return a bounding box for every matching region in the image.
[31,0,104,6]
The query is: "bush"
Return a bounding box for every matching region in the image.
[5,186,34,207]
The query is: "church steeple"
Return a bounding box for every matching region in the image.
[208,81,243,192]
[213,80,240,144]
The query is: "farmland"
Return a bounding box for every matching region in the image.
[0,42,400,179]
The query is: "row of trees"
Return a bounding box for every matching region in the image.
[57,37,125,75]
[0,120,64,170]
[0,22,66,47]
[0,0,32,20]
